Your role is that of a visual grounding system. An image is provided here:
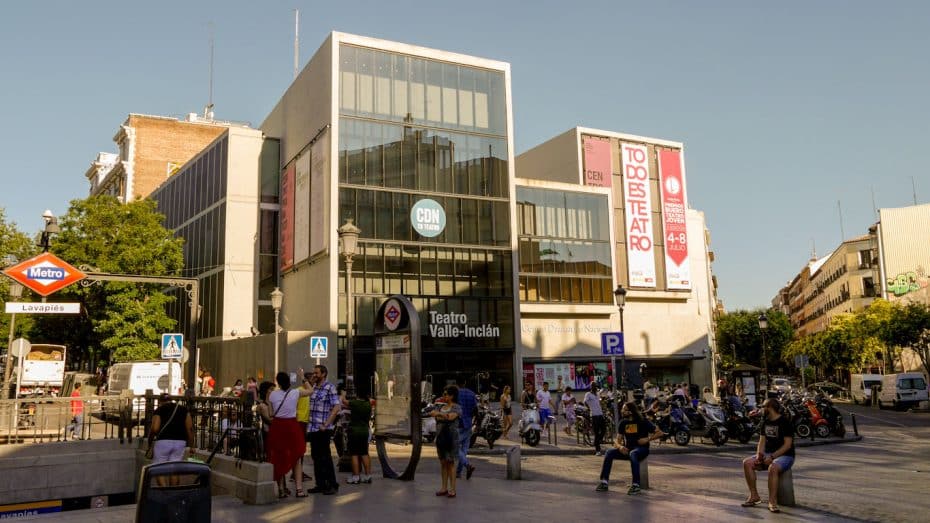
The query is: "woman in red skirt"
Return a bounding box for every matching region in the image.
[267,372,313,498]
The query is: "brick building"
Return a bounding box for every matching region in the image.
[85,113,235,201]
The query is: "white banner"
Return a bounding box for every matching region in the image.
[621,143,656,287]
[293,150,311,264]
[5,302,80,314]
[310,133,329,257]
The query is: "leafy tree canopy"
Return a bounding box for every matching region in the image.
[716,308,793,372]
[1,208,39,340]
[29,196,184,365]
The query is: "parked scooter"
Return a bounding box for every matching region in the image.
[816,395,846,437]
[517,403,542,447]
[803,397,832,438]
[649,401,691,446]
[677,396,728,446]
[721,397,756,444]
[470,401,503,449]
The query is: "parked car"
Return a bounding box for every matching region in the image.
[771,378,792,393]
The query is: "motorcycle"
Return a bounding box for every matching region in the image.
[677,396,728,446]
[804,397,833,438]
[517,403,542,447]
[721,398,756,444]
[649,401,691,446]
[470,402,503,449]
[816,395,846,437]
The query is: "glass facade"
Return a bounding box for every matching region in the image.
[516,187,613,304]
[338,44,514,391]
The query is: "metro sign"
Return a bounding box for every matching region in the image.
[3,252,87,296]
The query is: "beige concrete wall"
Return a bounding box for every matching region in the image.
[0,439,138,505]
[515,128,580,184]
[197,330,336,385]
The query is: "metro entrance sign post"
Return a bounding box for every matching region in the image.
[3,252,86,296]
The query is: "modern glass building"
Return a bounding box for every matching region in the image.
[261,33,518,393]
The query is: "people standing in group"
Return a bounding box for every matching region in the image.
[585,383,607,456]
[562,386,576,436]
[500,385,513,438]
[201,371,216,396]
[455,379,478,480]
[741,398,795,514]
[64,383,85,440]
[536,381,555,430]
[295,373,314,483]
[431,385,462,498]
[267,372,313,499]
[246,377,259,403]
[306,365,342,495]
[520,382,536,409]
[256,381,276,454]
[595,401,663,495]
[147,393,195,486]
[345,392,374,485]
[232,379,244,398]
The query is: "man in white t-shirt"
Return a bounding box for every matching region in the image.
[584,383,607,455]
[536,382,554,428]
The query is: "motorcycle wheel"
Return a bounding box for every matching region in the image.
[737,430,752,444]
[711,428,728,446]
[525,429,541,447]
[815,424,831,438]
[674,429,691,446]
[795,422,812,439]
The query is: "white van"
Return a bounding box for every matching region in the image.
[850,374,883,405]
[107,361,183,413]
[878,372,929,410]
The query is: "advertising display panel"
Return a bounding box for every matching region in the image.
[621,143,656,287]
[279,162,295,271]
[582,136,612,187]
[658,149,691,290]
[293,151,311,264]
[310,133,328,257]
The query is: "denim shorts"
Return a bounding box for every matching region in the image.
[753,453,794,471]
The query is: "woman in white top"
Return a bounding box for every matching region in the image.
[562,386,577,436]
[267,372,313,498]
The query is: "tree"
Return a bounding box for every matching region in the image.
[1,208,38,342]
[715,308,793,373]
[29,196,184,365]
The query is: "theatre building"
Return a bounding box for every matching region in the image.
[515,127,720,391]
[260,32,518,392]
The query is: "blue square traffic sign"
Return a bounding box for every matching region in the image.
[161,333,183,359]
[601,332,624,356]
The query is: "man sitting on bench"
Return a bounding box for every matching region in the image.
[741,398,795,513]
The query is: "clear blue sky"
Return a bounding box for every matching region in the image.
[2,1,928,310]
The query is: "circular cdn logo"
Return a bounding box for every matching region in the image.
[664,176,682,196]
[411,199,446,238]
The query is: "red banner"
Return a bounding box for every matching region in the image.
[582,136,612,187]
[280,162,295,272]
[658,149,691,289]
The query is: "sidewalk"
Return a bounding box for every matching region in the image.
[22,462,855,523]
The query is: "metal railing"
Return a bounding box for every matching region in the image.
[0,393,264,462]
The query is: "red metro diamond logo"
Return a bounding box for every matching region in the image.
[3,252,87,297]
[384,300,402,331]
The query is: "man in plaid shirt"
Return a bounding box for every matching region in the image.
[307,365,342,495]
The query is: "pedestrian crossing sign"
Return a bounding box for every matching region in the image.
[310,336,328,358]
[161,333,184,359]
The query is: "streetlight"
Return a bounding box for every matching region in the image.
[270,287,284,375]
[38,210,60,252]
[758,312,769,395]
[613,284,627,430]
[4,281,24,395]
[338,218,361,400]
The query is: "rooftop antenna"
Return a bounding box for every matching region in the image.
[204,22,215,120]
[810,237,817,260]
[912,176,918,205]
[837,199,846,241]
[870,185,878,221]
[293,9,299,80]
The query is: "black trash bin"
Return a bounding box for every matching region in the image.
[136,461,211,523]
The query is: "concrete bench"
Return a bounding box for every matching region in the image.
[775,468,795,506]
[639,459,650,489]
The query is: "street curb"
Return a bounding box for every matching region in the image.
[469,435,863,457]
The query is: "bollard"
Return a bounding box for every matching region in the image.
[851,413,858,436]
[505,445,521,480]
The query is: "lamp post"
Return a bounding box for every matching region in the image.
[758,312,769,395]
[338,218,361,400]
[270,287,283,375]
[4,281,24,395]
[613,284,627,429]
[38,210,60,253]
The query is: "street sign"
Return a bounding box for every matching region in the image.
[10,338,31,358]
[310,336,328,358]
[601,332,625,356]
[3,252,87,297]
[5,302,80,314]
[161,333,183,359]
[794,354,809,368]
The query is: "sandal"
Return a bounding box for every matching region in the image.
[435,490,448,496]
[768,503,780,513]
[295,489,308,498]
[740,498,762,507]
[447,490,456,498]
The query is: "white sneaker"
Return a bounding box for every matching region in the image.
[346,476,360,484]
[361,475,372,484]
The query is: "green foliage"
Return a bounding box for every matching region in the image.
[28,196,184,367]
[782,299,930,375]
[715,308,793,372]
[1,208,38,340]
